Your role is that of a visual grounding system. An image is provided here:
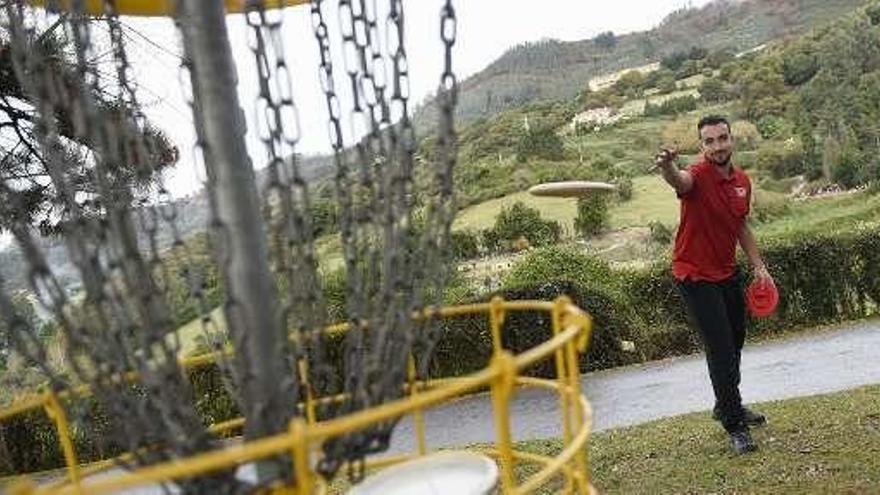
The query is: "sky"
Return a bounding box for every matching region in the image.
[116,0,713,198]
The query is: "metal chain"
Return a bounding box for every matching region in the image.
[413,0,459,375]
[308,0,458,478]
[244,4,336,417]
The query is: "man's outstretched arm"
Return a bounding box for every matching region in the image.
[655,148,693,195]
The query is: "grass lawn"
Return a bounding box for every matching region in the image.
[452,175,680,234]
[755,190,880,238]
[609,175,678,229]
[517,385,880,494]
[173,307,225,357]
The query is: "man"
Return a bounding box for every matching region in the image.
[654,115,774,455]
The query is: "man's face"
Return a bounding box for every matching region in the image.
[699,123,734,167]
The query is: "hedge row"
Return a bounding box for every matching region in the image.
[3,226,879,476]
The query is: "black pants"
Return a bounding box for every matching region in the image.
[677,272,747,433]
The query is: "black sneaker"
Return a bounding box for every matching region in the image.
[713,406,767,426]
[729,429,758,455]
[742,407,767,426]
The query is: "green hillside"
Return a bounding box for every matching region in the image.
[414,0,870,132]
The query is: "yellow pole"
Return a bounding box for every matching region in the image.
[490,351,517,493]
[564,313,591,493]
[552,297,574,459]
[407,355,427,456]
[289,419,313,495]
[489,296,506,353]
[43,393,82,492]
[297,359,318,425]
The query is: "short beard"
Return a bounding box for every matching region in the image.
[708,152,731,167]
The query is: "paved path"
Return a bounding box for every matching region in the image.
[26,320,880,493]
[386,320,880,451]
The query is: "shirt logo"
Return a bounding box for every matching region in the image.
[734,186,747,198]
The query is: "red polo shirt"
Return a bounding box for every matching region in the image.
[672,160,751,282]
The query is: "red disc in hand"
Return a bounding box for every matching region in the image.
[747,279,779,318]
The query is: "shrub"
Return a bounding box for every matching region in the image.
[449,230,480,260]
[869,2,880,25]
[831,146,873,189]
[756,115,791,140]
[751,191,791,223]
[612,176,633,202]
[515,125,565,162]
[781,47,819,86]
[756,139,806,179]
[574,194,609,237]
[731,120,762,151]
[699,77,730,103]
[644,95,698,117]
[648,221,673,246]
[485,202,561,252]
[502,245,614,290]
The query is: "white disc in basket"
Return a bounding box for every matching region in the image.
[347,451,498,495]
[528,180,617,198]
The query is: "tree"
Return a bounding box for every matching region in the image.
[688,46,709,61]
[0,292,39,371]
[661,50,689,72]
[699,77,730,103]
[781,47,819,86]
[594,31,617,50]
[614,71,647,98]
[706,48,736,69]
[755,139,806,179]
[644,95,697,117]
[867,2,880,26]
[516,124,565,162]
[0,32,178,233]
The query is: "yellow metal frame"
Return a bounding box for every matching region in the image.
[1,297,596,494]
[30,0,310,16]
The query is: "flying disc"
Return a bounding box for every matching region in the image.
[746,279,778,318]
[528,181,617,198]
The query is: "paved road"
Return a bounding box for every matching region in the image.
[386,320,880,451]
[24,320,880,493]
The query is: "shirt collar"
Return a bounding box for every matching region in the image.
[703,160,736,183]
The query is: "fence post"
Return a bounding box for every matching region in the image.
[43,392,81,491]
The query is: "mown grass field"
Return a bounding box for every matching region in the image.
[452,175,679,234]
[517,385,880,494]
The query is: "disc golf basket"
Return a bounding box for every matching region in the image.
[0,1,596,493]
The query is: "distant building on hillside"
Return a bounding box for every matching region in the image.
[568,106,624,133]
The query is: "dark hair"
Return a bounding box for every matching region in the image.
[697,115,731,135]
